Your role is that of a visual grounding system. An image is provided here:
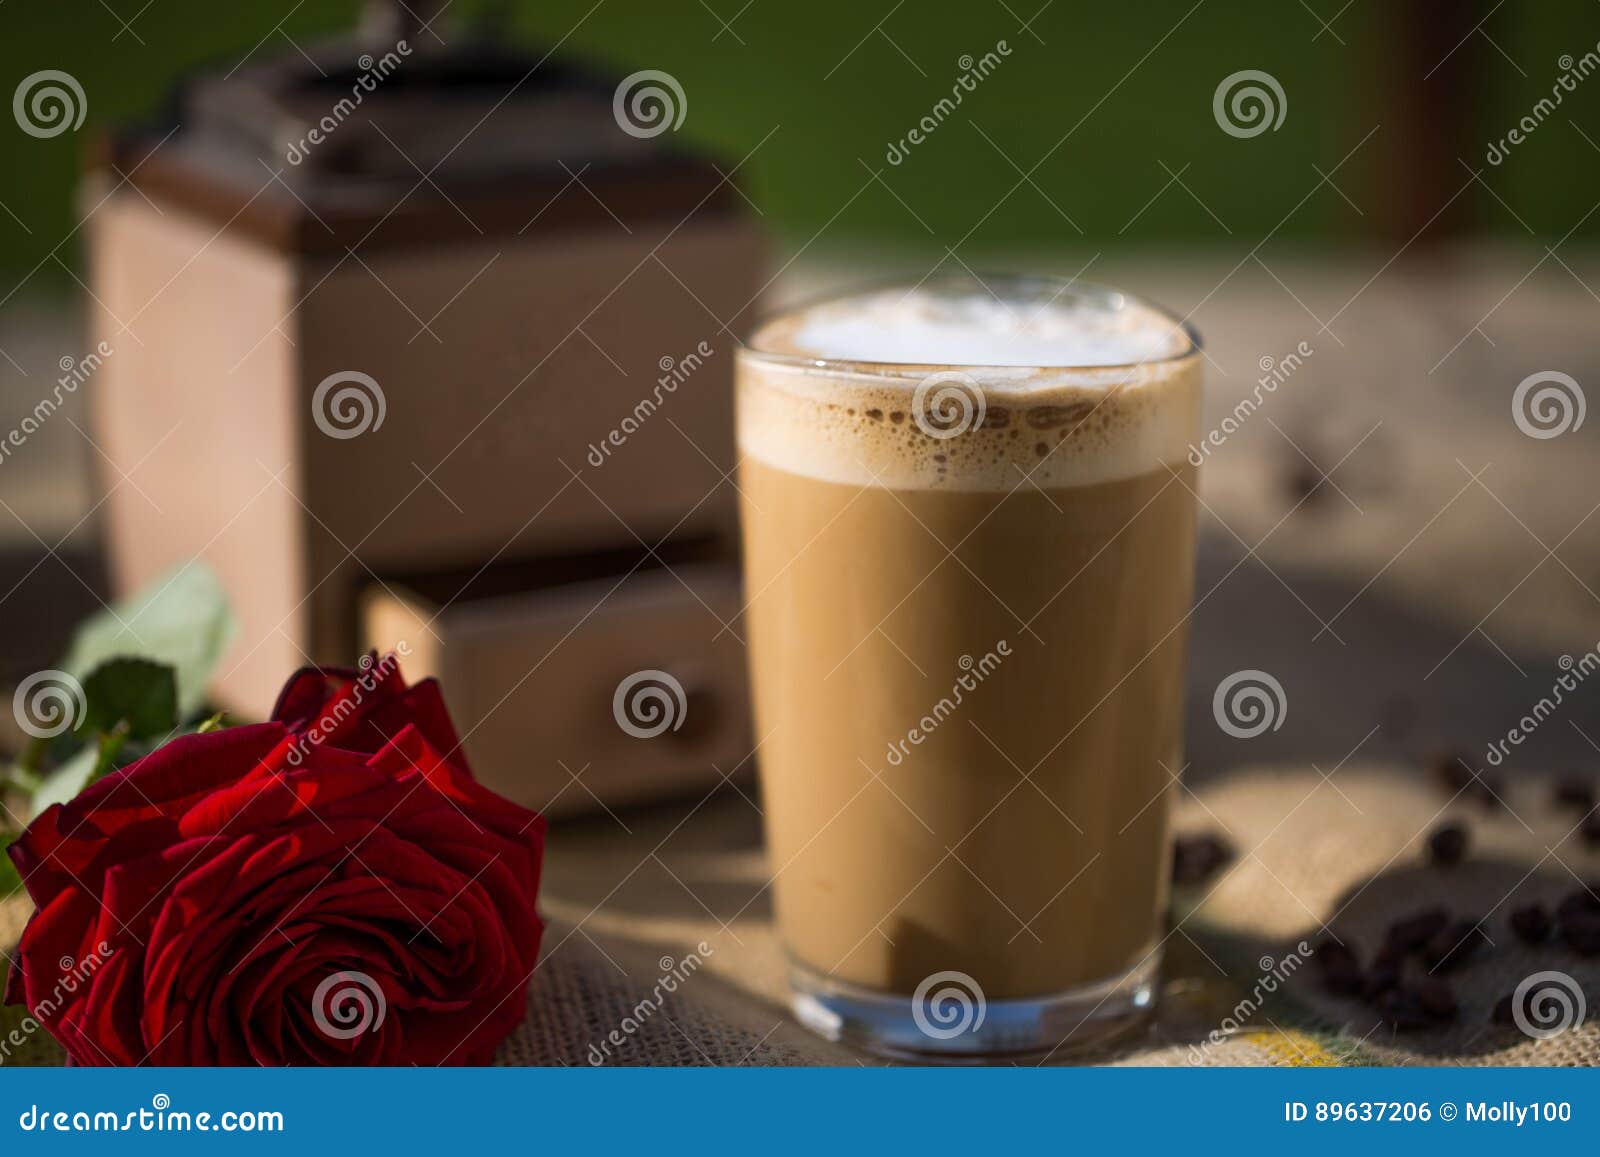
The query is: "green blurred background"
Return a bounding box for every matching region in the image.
[2,0,1599,283]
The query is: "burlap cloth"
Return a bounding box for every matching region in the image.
[3,762,1596,1066]
[504,763,1600,1066]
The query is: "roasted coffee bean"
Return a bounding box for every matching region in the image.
[1427,822,1468,867]
[1285,462,1326,507]
[1556,885,1600,924]
[1561,910,1600,956]
[1428,750,1474,794]
[1376,987,1432,1031]
[1371,941,1402,969]
[1386,907,1450,954]
[1553,776,1596,813]
[1313,938,1364,996]
[1423,920,1487,972]
[1509,903,1552,944]
[1470,776,1507,811]
[1491,993,1518,1026]
[1413,977,1458,1020]
[1362,958,1402,1001]
[1323,961,1365,997]
[1315,938,1357,971]
[1171,832,1234,886]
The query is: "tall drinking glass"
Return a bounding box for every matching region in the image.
[736,274,1202,1058]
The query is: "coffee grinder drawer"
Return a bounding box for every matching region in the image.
[360,557,750,820]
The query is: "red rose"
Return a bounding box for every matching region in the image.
[5,655,545,1065]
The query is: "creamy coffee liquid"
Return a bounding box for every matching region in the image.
[738,281,1201,1002]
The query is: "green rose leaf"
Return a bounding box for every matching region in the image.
[63,562,235,718]
[78,658,178,741]
[0,836,21,901]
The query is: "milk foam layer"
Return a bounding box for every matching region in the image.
[786,288,1188,368]
[738,284,1201,491]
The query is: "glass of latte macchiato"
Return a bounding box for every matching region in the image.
[736,274,1203,1058]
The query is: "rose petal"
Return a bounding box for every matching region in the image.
[7,657,545,1067]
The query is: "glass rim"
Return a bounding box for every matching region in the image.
[739,272,1203,378]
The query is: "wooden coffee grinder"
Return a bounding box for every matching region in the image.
[87,2,765,816]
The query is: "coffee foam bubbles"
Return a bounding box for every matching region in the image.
[738,285,1202,491]
[787,288,1187,368]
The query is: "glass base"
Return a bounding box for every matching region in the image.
[788,949,1160,1062]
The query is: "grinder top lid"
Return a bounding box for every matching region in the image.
[102,0,742,254]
